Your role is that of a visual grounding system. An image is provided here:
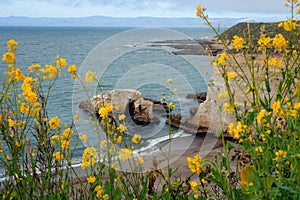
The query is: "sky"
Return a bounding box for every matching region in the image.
[0,0,290,21]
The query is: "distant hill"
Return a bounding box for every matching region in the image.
[0,16,245,27]
[221,22,287,43]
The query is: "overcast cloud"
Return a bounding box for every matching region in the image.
[0,0,290,20]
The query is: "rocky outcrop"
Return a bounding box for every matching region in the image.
[149,39,224,56]
[186,93,207,102]
[79,89,166,125]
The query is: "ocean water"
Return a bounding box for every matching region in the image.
[0,26,215,170]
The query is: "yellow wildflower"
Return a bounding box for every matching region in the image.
[228,122,247,139]
[217,91,228,100]
[53,152,64,161]
[116,136,122,143]
[272,34,287,51]
[8,118,16,127]
[7,39,18,51]
[63,128,74,138]
[98,103,113,119]
[61,139,70,150]
[15,140,24,147]
[49,116,61,129]
[294,102,300,110]
[47,65,57,79]
[28,64,41,72]
[2,51,16,63]
[103,194,109,200]
[196,4,207,18]
[268,57,283,69]
[227,72,238,80]
[255,146,263,153]
[94,185,103,197]
[118,114,126,121]
[55,57,67,67]
[190,181,198,192]
[132,134,142,144]
[117,124,126,133]
[224,102,237,113]
[85,70,96,82]
[257,109,266,124]
[213,52,229,66]
[232,35,245,50]
[67,64,77,78]
[167,79,173,83]
[135,155,144,164]
[51,135,62,145]
[160,96,166,101]
[272,100,284,117]
[169,101,175,109]
[87,176,96,183]
[278,19,297,31]
[81,146,97,169]
[186,155,203,174]
[257,35,272,48]
[119,148,133,161]
[14,68,25,81]
[273,150,287,161]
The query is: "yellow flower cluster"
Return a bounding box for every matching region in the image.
[94,185,103,197]
[53,151,64,161]
[55,57,67,68]
[40,64,57,80]
[186,155,203,174]
[132,134,142,144]
[98,103,113,119]
[21,77,38,104]
[257,109,267,124]
[49,116,61,129]
[2,39,18,64]
[272,100,284,117]
[228,122,248,139]
[268,57,283,69]
[273,150,287,161]
[278,19,297,31]
[232,35,245,50]
[85,70,96,83]
[213,52,230,67]
[87,176,96,183]
[190,181,198,192]
[67,64,77,78]
[227,72,238,81]
[134,155,144,164]
[118,148,133,161]
[28,64,41,72]
[224,102,237,113]
[196,4,207,18]
[81,146,97,169]
[272,34,287,51]
[5,65,25,81]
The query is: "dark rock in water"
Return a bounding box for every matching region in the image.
[166,114,182,129]
[186,93,207,102]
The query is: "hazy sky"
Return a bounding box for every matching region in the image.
[0,0,290,20]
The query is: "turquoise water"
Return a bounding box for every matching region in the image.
[0,26,215,170]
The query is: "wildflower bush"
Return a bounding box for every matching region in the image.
[194,0,300,199]
[0,0,300,199]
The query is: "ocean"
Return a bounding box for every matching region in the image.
[0,26,215,172]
